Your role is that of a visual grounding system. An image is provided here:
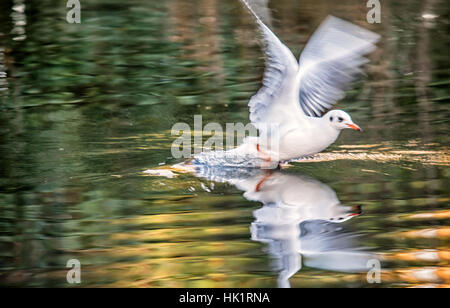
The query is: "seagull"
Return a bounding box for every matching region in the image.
[200,0,380,168]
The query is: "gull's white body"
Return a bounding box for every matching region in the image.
[277,119,340,161]
[222,0,381,165]
[226,120,339,162]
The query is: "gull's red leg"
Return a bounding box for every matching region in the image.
[255,171,273,192]
[256,144,272,162]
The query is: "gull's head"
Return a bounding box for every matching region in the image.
[325,110,361,132]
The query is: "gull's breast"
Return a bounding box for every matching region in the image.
[278,126,340,161]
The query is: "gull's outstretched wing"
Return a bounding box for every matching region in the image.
[240,0,301,135]
[298,16,380,117]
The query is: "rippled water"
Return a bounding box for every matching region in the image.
[0,0,449,287]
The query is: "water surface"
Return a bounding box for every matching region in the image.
[0,0,449,287]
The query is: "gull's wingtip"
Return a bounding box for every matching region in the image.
[239,0,257,18]
[321,15,381,44]
[239,0,268,27]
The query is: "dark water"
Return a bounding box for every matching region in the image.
[0,0,449,287]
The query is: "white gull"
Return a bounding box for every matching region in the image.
[194,0,380,168]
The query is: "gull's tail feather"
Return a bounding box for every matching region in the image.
[192,149,265,168]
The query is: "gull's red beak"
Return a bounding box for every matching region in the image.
[349,205,362,217]
[347,123,362,131]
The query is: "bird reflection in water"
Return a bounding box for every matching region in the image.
[194,166,375,288]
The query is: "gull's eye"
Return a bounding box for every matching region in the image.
[329,116,333,122]
[338,117,344,122]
